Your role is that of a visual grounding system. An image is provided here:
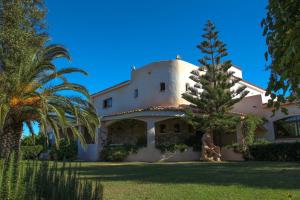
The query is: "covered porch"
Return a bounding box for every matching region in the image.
[99,107,200,162]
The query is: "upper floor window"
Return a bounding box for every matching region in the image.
[274,115,300,138]
[160,82,166,92]
[103,97,112,108]
[134,89,139,98]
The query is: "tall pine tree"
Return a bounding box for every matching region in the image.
[182,20,249,146]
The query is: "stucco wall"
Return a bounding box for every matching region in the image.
[77,143,99,161]
[92,60,198,117]
[92,59,267,118]
[232,95,265,116]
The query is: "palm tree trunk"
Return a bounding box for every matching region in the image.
[0,122,23,158]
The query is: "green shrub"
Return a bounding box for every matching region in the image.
[50,139,78,161]
[21,145,43,160]
[21,134,48,151]
[101,145,138,161]
[225,139,272,160]
[0,155,103,200]
[156,143,189,153]
[252,139,271,145]
[249,142,300,161]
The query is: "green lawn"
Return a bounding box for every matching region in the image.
[73,161,300,200]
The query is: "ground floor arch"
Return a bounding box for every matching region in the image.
[107,119,147,146]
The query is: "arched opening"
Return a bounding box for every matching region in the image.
[107,119,147,146]
[155,118,202,150]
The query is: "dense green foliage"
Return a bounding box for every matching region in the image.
[20,134,47,160]
[50,140,78,161]
[0,0,48,157]
[21,134,47,146]
[225,139,271,154]
[21,134,48,153]
[20,145,43,160]
[0,43,99,157]
[262,0,300,110]
[0,0,48,68]
[182,20,248,145]
[101,145,138,162]
[0,0,99,158]
[0,156,103,200]
[249,142,300,161]
[239,115,265,158]
[241,115,265,147]
[72,162,300,200]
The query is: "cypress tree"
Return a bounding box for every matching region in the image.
[182,20,249,146]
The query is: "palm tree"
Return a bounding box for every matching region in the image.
[0,44,99,157]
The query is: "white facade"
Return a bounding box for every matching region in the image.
[78,59,300,161]
[92,59,268,117]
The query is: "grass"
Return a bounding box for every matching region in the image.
[70,161,300,200]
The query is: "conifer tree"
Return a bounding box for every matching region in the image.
[182,20,249,145]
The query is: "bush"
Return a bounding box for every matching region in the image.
[101,145,138,162]
[249,142,300,161]
[50,140,78,161]
[0,155,103,200]
[21,134,48,151]
[21,145,43,160]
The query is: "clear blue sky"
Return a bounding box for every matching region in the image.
[25,0,270,135]
[46,0,270,93]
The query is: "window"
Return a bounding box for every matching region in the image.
[134,89,138,98]
[185,83,190,91]
[159,124,166,133]
[174,123,181,133]
[103,97,112,108]
[274,115,300,138]
[160,82,166,92]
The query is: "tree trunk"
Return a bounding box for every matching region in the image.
[0,122,23,158]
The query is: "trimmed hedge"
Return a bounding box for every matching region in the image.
[21,145,43,160]
[101,145,138,162]
[249,142,300,161]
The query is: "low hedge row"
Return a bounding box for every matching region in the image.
[21,145,44,160]
[101,145,139,162]
[249,142,300,161]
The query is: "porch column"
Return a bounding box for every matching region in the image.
[99,122,108,150]
[146,119,156,148]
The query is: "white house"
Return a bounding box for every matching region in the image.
[77,58,300,161]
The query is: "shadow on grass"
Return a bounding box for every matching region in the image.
[71,162,300,189]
